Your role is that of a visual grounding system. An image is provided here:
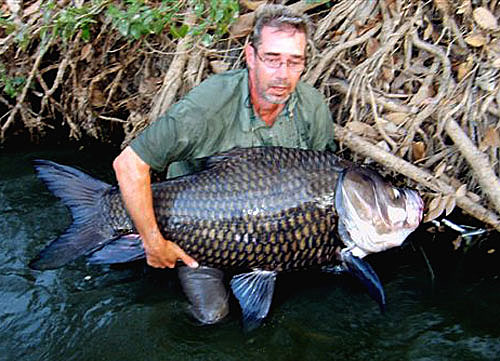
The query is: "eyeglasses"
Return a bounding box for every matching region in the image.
[253,46,305,73]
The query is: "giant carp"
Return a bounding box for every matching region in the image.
[30,147,423,328]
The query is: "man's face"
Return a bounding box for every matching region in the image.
[246,25,306,105]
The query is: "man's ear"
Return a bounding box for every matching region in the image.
[245,43,255,69]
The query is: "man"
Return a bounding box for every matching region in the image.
[113,4,336,324]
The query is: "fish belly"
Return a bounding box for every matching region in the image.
[164,206,338,272]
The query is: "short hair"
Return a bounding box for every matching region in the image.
[252,4,312,49]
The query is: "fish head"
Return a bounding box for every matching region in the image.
[336,167,424,258]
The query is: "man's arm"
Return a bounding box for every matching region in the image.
[113,146,198,269]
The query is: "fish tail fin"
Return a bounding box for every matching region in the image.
[29,160,115,270]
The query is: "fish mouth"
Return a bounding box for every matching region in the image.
[335,167,424,258]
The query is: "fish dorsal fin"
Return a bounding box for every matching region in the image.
[230,270,277,331]
[203,147,269,171]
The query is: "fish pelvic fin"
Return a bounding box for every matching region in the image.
[29,160,115,270]
[340,250,386,313]
[230,270,277,331]
[87,234,145,264]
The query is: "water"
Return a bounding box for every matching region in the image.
[1,144,499,361]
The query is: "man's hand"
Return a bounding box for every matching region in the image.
[113,146,198,269]
[144,233,198,269]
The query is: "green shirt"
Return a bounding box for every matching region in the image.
[131,69,335,177]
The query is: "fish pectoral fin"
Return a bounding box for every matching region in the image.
[341,250,386,313]
[230,270,277,331]
[87,234,145,264]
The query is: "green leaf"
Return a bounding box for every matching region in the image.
[130,23,144,39]
[117,19,130,37]
[201,33,213,47]
[81,25,91,42]
[170,24,189,38]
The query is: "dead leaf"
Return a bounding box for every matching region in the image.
[479,127,500,151]
[465,33,488,47]
[455,184,467,198]
[473,7,498,31]
[90,88,106,107]
[381,65,394,83]
[366,38,379,58]
[240,0,266,10]
[424,22,434,40]
[410,84,433,106]
[452,236,462,250]
[492,58,500,68]
[210,60,229,74]
[346,121,378,138]
[229,13,255,38]
[412,141,426,161]
[457,56,474,81]
[384,112,409,125]
[24,0,42,17]
[382,120,404,138]
[434,0,450,15]
[444,194,456,215]
[375,140,391,152]
[424,194,446,222]
[435,161,447,178]
[457,0,472,16]
[468,192,481,203]
[80,43,93,61]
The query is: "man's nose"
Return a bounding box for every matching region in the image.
[274,61,292,78]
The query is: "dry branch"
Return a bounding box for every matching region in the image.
[149,12,197,122]
[444,117,500,215]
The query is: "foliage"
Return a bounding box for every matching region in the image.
[106,0,178,40]
[0,11,16,34]
[191,0,239,46]
[0,63,26,98]
[1,0,239,46]
[51,1,101,42]
[105,0,239,43]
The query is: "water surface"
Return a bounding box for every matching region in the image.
[1,145,499,361]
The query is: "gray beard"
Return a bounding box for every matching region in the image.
[261,89,290,105]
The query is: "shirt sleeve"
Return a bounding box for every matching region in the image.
[130,99,210,172]
[130,70,246,171]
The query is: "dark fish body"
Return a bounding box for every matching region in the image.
[104,147,348,272]
[30,146,423,328]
